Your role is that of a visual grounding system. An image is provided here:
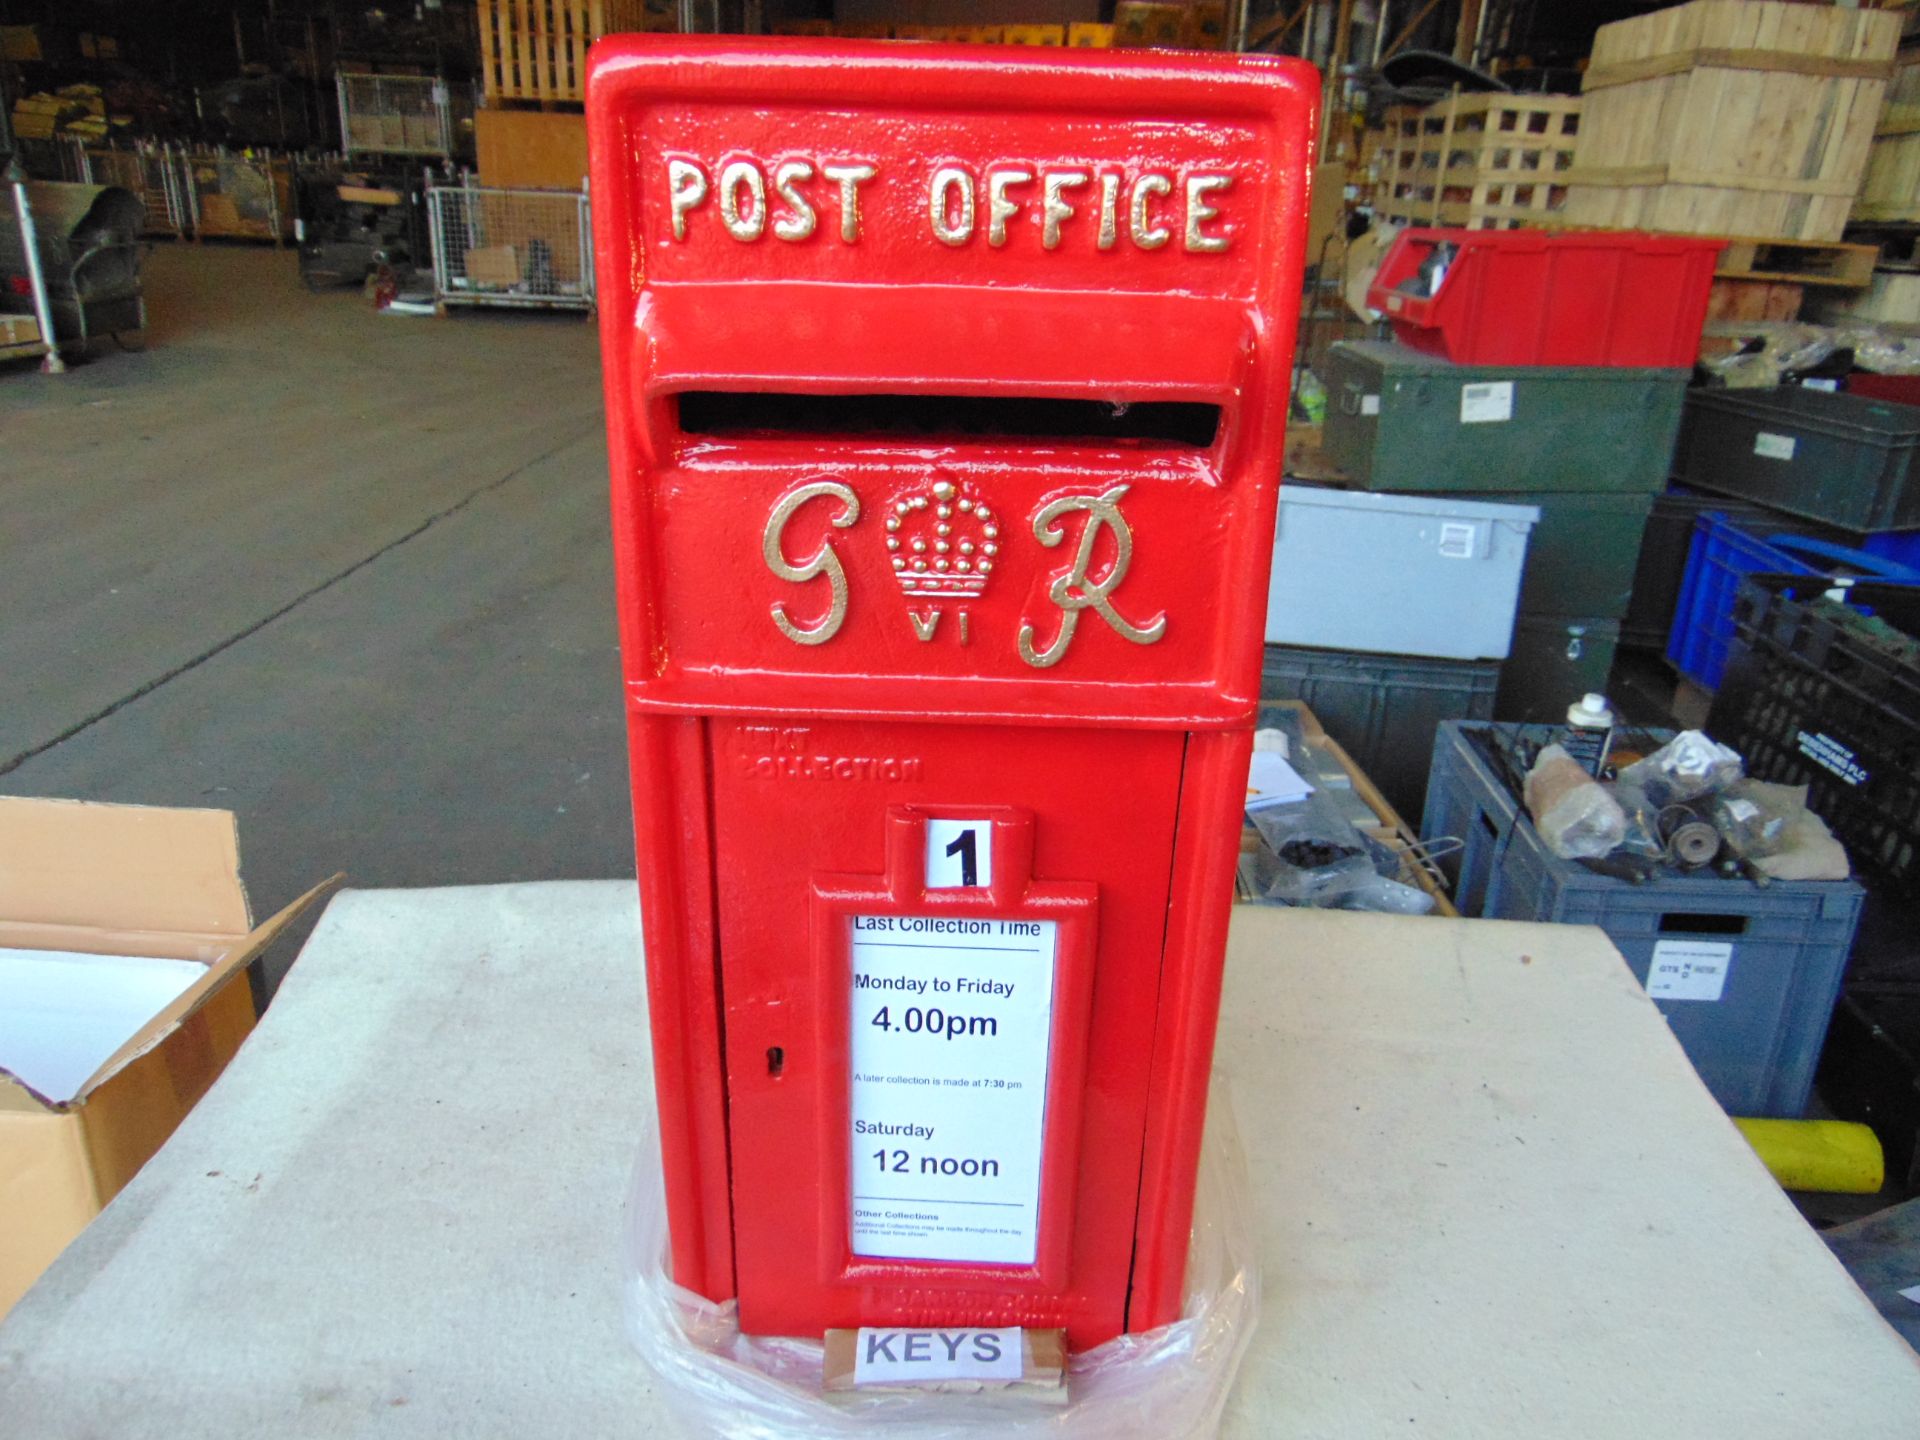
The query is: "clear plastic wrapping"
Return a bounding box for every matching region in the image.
[1617,730,1743,807]
[1247,792,1377,906]
[1834,325,1920,376]
[622,1078,1260,1440]
[1700,322,1836,388]
[1713,779,1809,861]
[1524,743,1627,860]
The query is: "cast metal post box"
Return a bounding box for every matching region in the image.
[587,37,1315,1348]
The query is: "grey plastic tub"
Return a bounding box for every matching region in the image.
[1265,485,1539,660]
[1421,720,1864,1117]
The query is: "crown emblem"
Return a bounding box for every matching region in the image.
[885,478,1000,598]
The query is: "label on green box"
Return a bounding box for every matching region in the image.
[1460,381,1513,425]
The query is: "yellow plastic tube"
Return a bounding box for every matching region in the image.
[1733,1118,1885,1194]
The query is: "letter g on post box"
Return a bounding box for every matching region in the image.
[587,37,1316,1350]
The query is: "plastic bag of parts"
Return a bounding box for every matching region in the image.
[622,1079,1261,1440]
[1712,779,1809,861]
[1834,325,1920,376]
[1247,791,1378,906]
[1608,781,1668,861]
[1524,743,1627,860]
[1616,730,1743,807]
[1700,323,1837,389]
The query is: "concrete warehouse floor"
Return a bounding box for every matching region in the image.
[1,245,634,994]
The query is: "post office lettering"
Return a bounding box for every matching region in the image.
[665,155,1232,252]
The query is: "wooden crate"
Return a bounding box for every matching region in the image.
[1805,268,1920,325]
[1562,0,1902,243]
[478,0,653,105]
[1854,52,1920,223]
[1371,91,1581,231]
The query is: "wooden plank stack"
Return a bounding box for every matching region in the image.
[1371,91,1582,232]
[1563,0,1902,243]
[478,0,657,106]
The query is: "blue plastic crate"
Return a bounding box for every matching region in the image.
[1420,721,1865,1117]
[1666,516,1920,690]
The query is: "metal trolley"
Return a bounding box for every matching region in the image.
[77,143,192,238]
[426,184,593,312]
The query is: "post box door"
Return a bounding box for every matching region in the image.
[711,718,1186,1344]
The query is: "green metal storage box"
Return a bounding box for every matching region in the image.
[1484,489,1656,619]
[1322,341,1689,493]
[1496,614,1621,724]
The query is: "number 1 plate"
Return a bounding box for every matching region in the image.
[847,914,1058,1264]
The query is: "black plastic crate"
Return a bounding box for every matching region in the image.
[1260,644,1500,827]
[1675,386,1920,532]
[1622,488,1803,651]
[1708,574,1920,914]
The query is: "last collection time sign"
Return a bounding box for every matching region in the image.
[847,913,1058,1265]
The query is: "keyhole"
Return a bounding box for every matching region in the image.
[766,1046,785,1077]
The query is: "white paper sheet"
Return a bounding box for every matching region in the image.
[0,948,206,1102]
[1247,751,1314,812]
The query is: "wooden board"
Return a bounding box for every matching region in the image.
[474,107,588,191]
[1562,0,1902,242]
[1714,235,1878,287]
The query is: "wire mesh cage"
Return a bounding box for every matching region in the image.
[427,185,594,311]
[79,144,191,238]
[181,149,294,242]
[336,72,460,157]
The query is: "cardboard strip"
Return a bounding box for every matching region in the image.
[74,874,344,1102]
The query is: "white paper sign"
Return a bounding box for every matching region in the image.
[1647,940,1734,1002]
[925,818,991,890]
[1754,431,1797,461]
[1360,393,1381,416]
[1246,751,1313,811]
[1460,380,1514,424]
[848,915,1057,1264]
[852,1327,1024,1385]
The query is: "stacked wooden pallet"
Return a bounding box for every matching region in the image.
[1371,91,1581,232]
[1563,0,1902,244]
[478,0,661,106]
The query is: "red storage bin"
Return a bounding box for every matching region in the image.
[1847,373,1920,408]
[1367,228,1725,368]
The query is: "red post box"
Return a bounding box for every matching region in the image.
[588,37,1315,1349]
